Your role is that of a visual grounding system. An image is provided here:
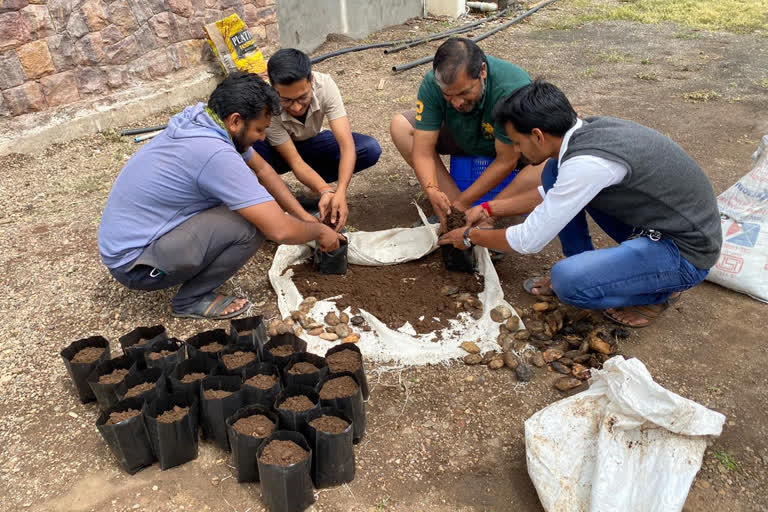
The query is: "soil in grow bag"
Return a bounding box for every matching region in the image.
[279,395,315,411]
[325,344,369,401]
[118,367,165,401]
[157,406,189,423]
[200,375,242,450]
[245,373,278,389]
[144,338,184,373]
[283,352,328,389]
[275,385,320,432]
[217,344,260,376]
[143,392,199,470]
[262,334,307,372]
[233,414,275,438]
[87,355,137,410]
[308,415,349,434]
[96,396,155,474]
[241,363,282,409]
[257,431,315,511]
[318,376,358,400]
[119,325,168,360]
[313,236,348,275]
[229,315,268,351]
[226,405,278,482]
[61,336,111,403]
[291,250,483,334]
[288,362,317,374]
[185,329,231,360]
[441,210,476,273]
[305,407,355,488]
[317,373,365,444]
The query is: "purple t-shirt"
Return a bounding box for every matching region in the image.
[98,103,274,268]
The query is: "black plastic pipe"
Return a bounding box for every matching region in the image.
[120,124,168,136]
[393,0,558,73]
[311,40,412,64]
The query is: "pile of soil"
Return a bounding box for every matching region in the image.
[326,349,361,373]
[203,389,234,400]
[98,368,129,385]
[290,251,483,333]
[278,395,315,411]
[445,210,466,231]
[319,376,358,399]
[287,362,318,375]
[106,409,141,425]
[124,381,156,398]
[157,406,189,423]
[221,351,256,369]
[233,414,275,438]
[244,374,278,389]
[71,347,105,364]
[309,415,350,434]
[269,345,295,357]
[180,372,206,384]
[147,349,177,360]
[199,342,225,353]
[259,440,309,466]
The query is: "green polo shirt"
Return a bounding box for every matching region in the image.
[414,55,531,156]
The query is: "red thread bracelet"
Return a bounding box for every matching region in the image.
[481,201,493,217]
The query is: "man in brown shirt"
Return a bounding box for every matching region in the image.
[253,49,382,231]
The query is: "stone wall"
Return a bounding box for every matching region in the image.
[0,0,279,118]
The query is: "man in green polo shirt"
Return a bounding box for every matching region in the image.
[390,37,535,231]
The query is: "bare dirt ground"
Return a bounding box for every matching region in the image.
[1,1,767,511]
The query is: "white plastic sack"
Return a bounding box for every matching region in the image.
[267,207,523,365]
[706,134,768,302]
[525,356,726,512]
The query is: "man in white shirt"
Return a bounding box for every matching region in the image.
[253,49,382,231]
[439,81,721,328]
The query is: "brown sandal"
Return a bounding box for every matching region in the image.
[603,293,681,328]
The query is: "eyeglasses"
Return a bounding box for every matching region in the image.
[279,90,312,107]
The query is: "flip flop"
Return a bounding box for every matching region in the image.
[523,276,554,296]
[603,293,681,328]
[172,293,250,320]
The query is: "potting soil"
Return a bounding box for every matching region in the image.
[199,342,225,353]
[309,415,350,434]
[233,414,275,438]
[203,389,234,400]
[445,210,466,231]
[71,347,105,364]
[319,376,358,400]
[326,349,361,373]
[124,381,156,398]
[287,362,319,375]
[180,372,206,383]
[156,406,189,423]
[290,251,483,334]
[244,374,277,389]
[147,349,177,360]
[98,368,129,385]
[221,351,256,369]
[269,345,294,357]
[259,440,309,466]
[105,409,141,425]
[278,395,315,411]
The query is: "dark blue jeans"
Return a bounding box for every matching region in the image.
[540,158,710,309]
[253,131,381,182]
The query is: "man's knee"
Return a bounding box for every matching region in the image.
[390,112,414,142]
[551,257,591,307]
[357,135,382,170]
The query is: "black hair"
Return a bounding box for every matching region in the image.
[208,71,280,121]
[267,48,312,86]
[433,37,486,85]
[493,80,577,137]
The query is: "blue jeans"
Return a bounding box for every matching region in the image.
[540,158,710,309]
[253,131,381,182]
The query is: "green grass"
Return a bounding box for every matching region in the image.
[635,72,659,81]
[540,0,768,34]
[761,79,768,89]
[713,451,740,471]
[583,66,597,78]
[598,50,632,62]
[683,89,721,102]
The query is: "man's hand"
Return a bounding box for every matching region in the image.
[452,198,470,213]
[329,193,349,232]
[318,226,346,252]
[438,227,467,250]
[464,204,488,227]
[318,189,335,222]
[426,186,451,233]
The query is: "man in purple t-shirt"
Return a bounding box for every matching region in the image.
[98,73,343,320]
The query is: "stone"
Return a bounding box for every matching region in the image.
[470,309,482,320]
[144,47,171,78]
[339,312,349,324]
[128,0,153,25]
[65,11,89,38]
[149,11,176,41]
[305,322,323,330]
[488,357,505,370]
[588,334,612,355]
[481,350,498,365]
[46,34,75,71]
[276,322,292,335]
[505,316,520,332]
[146,0,166,14]
[319,332,338,342]
[307,327,324,336]
[40,71,79,107]
[572,363,590,380]
[440,285,459,296]
[342,333,360,344]
[551,361,571,375]
[81,0,109,30]
[502,352,519,370]
[542,349,563,363]
[134,22,157,54]
[0,52,26,89]
[108,0,138,31]
[558,357,573,367]
[533,302,550,312]
[460,341,481,354]
[463,354,482,365]
[490,306,512,323]
[324,312,340,326]
[515,364,533,382]
[168,0,194,17]
[2,81,45,116]
[513,330,530,341]
[334,324,350,338]
[101,24,124,47]
[20,5,54,39]
[526,320,544,333]
[74,33,104,65]
[47,0,79,31]
[0,13,31,51]
[1,0,28,9]
[16,40,55,78]
[350,315,364,326]
[464,296,482,310]
[531,352,545,368]
[554,377,583,392]
[265,21,279,44]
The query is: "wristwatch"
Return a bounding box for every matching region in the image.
[462,227,474,248]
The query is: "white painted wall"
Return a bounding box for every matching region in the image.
[426,0,466,17]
